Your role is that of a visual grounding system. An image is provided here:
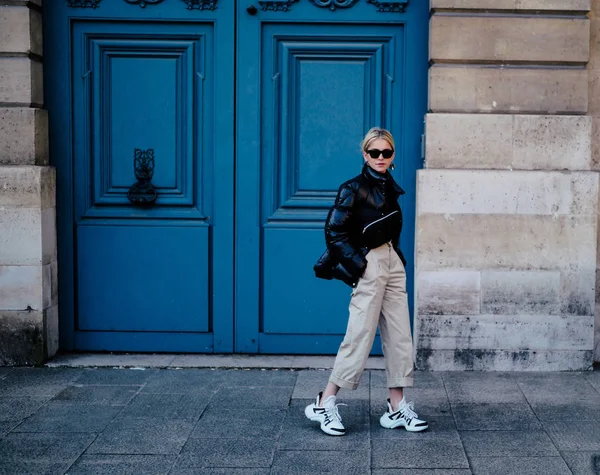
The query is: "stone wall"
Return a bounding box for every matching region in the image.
[0,0,58,365]
[416,0,597,370]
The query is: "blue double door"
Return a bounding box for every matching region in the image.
[44,0,427,354]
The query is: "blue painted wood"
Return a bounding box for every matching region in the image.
[76,225,210,332]
[44,2,235,352]
[236,1,429,354]
[75,332,214,353]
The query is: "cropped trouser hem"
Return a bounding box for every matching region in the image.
[329,373,360,390]
[387,377,414,388]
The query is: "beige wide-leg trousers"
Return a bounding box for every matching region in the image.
[329,242,414,390]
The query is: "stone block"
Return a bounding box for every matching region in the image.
[0,6,42,56]
[417,314,593,351]
[417,170,599,216]
[0,310,44,365]
[417,271,480,315]
[429,66,588,113]
[0,304,58,365]
[589,67,600,116]
[415,348,593,371]
[416,214,597,271]
[594,322,600,363]
[45,304,58,358]
[460,430,559,457]
[592,116,600,170]
[426,114,592,171]
[0,108,49,165]
[430,16,589,63]
[0,265,43,311]
[430,0,591,9]
[0,207,56,266]
[0,57,43,105]
[0,166,55,207]
[513,115,592,171]
[589,17,600,69]
[425,113,513,169]
[561,270,596,316]
[481,271,561,315]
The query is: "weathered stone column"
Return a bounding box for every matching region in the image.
[0,0,58,365]
[590,0,600,363]
[417,0,597,370]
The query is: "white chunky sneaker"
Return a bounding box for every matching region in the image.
[304,392,346,436]
[380,398,428,432]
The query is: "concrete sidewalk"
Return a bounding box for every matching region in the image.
[0,356,599,474]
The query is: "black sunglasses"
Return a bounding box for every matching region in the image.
[366,149,394,159]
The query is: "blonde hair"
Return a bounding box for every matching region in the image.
[360,127,395,153]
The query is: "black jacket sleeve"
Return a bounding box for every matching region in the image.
[325,183,367,279]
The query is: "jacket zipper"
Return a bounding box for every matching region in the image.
[362,210,399,234]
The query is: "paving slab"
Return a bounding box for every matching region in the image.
[0,368,82,397]
[13,403,122,433]
[450,402,542,431]
[118,392,211,420]
[372,471,472,475]
[52,385,139,406]
[220,368,298,388]
[73,368,158,386]
[170,469,270,475]
[209,386,292,410]
[190,407,286,439]
[372,434,469,469]
[0,396,51,422]
[0,460,74,475]
[442,372,525,403]
[0,368,13,380]
[584,371,600,392]
[460,430,558,457]
[544,421,600,451]
[140,369,228,393]
[86,417,195,455]
[270,450,370,475]
[469,456,571,475]
[0,421,19,439]
[529,398,600,421]
[280,399,369,451]
[175,437,276,469]
[292,369,369,400]
[516,372,600,402]
[64,454,176,475]
[0,432,96,462]
[561,452,600,475]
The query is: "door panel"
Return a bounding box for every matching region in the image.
[236,1,428,354]
[44,2,234,352]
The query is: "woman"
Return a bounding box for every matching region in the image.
[307,127,428,436]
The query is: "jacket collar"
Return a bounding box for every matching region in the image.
[361,163,405,196]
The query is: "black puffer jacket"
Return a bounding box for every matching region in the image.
[314,164,406,287]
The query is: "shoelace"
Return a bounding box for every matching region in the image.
[323,403,347,425]
[400,401,418,419]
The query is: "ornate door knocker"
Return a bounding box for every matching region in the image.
[127,148,158,206]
